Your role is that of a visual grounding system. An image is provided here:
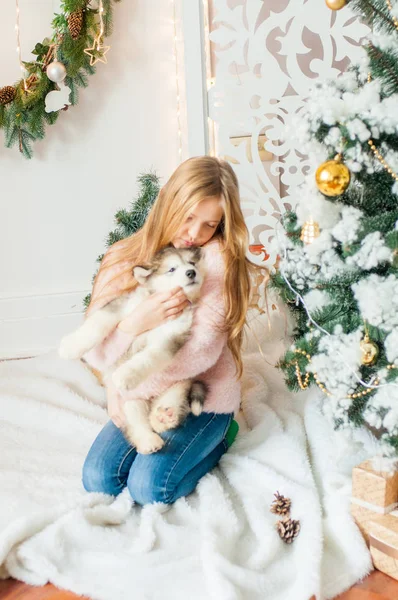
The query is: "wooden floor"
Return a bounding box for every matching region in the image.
[0,579,88,599]
[0,570,396,599]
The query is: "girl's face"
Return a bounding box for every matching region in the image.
[171,196,224,249]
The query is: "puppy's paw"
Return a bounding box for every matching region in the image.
[133,432,165,454]
[149,405,181,434]
[58,334,85,360]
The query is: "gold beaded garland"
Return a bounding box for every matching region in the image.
[386,0,398,32]
[290,348,398,400]
[313,373,332,396]
[348,379,380,400]
[292,349,332,395]
[295,361,310,390]
[368,139,398,182]
[315,154,351,197]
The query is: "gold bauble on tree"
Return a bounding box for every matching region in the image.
[300,217,320,245]
[325,0,348,9]
[316,154,351,197]
[360,334,379,366]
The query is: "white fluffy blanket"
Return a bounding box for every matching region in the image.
[0,308,375,600]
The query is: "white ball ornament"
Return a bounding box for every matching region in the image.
[46,60,67,83]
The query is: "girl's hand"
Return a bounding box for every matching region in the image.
[117,287,190,335]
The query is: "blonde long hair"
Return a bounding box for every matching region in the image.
[87,156,269,379]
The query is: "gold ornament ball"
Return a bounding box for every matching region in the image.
[360,335,379,366]
[325,0,347,9]
[315,157,351,197]
[300,218,320,245]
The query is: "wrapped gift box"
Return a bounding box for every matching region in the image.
[352,460,398,511]
[368,514,398,581]
[351,460,398,544]
[350,502,380,545]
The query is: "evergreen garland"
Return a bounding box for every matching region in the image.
[83,171,161,309]
[0,0,121,159]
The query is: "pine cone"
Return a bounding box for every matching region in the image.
[276,518,301,544]
[270,491,292,516]
[68,9,84,40]
[0,86,16,105]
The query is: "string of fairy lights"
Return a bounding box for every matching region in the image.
[171,0,183,162]
[14,0,29,92]
[202,0,217,157]
[171,0,216,161]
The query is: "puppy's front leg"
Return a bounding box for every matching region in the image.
[59,309,120,360]
[112,341,178,391]
[123,399,165,454]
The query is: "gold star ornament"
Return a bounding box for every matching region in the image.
[84,39,111,66]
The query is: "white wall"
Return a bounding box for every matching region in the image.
[0,0,188,358]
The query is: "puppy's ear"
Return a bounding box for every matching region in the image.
[190,247,202,262]
[133,265,153,285]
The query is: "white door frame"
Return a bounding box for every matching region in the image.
[181,0,209,157]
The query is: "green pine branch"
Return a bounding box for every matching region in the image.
[82,171,161,310]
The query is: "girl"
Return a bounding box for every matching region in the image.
[82,156,266,505]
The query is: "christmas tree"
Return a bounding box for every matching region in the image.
[83,171,160,309]
[271,0,398,463]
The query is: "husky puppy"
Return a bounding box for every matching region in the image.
[59,246,207,454]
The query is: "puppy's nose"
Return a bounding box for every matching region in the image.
[186,269,196,280]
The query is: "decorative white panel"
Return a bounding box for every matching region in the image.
[207,0,370,265]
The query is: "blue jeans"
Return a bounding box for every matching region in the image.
[82,412,233,505]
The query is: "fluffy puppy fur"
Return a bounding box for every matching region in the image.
[59,246,208,454]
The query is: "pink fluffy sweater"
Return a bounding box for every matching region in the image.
[83,238,241,428]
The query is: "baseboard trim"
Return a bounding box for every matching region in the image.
[0,289,90,359]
